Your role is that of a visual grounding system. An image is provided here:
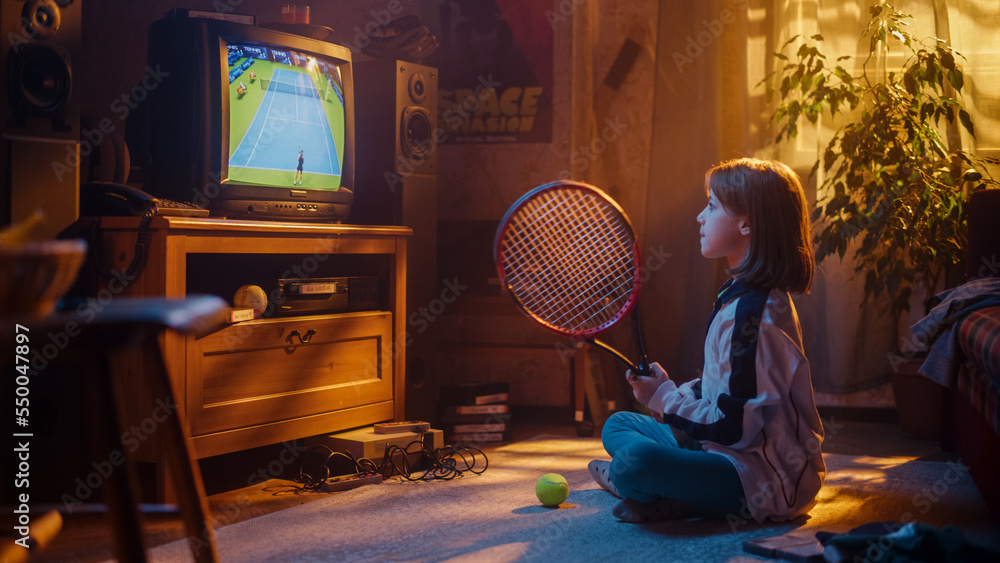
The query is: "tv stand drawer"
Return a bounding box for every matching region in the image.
[188,311,393,437]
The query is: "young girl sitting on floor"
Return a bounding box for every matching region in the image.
[589,157,826,524]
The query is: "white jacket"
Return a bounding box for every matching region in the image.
[647,278,826,523]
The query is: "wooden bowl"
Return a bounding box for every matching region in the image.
[0,239,87,318]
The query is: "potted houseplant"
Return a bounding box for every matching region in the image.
[763,3,1000,437]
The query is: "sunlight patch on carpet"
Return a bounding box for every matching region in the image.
[149,436,998,562]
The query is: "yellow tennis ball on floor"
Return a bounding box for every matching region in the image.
[535,473,569,507]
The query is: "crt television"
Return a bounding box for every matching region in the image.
[138,16,355,222]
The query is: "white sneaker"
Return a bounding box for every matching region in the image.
[588,460,621,498]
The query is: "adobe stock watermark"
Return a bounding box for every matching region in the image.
[973,253,1000,280]
[889,253,999,372]
[181,440,307,557]
[558,115,629,180]
[212,442,306,523]
[391,73,511,193]
[384,125,446,194]
[544,0,588,30]
[595,413,842,530]
[23,267,138,377]
[381,73,502,194]
[190,105,300,207]
[364,277,468,378]
[440,74,504,134]
[842,460,971,562]
[51,64,170,183]
[60,395,179,512]
[351,0,419,52]
[884,254,1000,372]
[220,237,342,352]
[554,245,673,364]
[209,0,246,17]
[672,0,750,73]
[445,410,512,447]
[726,414,846,532]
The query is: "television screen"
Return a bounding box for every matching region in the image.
[139,17,356,222]
[224,39,347,192]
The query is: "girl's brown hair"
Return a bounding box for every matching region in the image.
[706,158,814,293]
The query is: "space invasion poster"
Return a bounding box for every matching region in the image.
[425,0,554,144]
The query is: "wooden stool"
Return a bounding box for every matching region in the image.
[5,295,227,562]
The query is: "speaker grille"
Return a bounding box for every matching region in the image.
[11,44,72,115]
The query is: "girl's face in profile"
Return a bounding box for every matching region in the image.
[697,190,750,268]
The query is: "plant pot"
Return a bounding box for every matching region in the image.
[888,355,944,441]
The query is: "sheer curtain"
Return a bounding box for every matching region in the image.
[641,0,999,402]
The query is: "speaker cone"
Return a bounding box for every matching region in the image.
[401,106,432,160]
[407,72,427,104]
[11,44,71,115]
[22,0,62,40]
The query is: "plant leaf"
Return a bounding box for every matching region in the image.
[959,109,976,138]
[780,34,801,51]
[947,68,963,93]
[964,169,983,182]
[903,72,918,96]
[940,51,956,70]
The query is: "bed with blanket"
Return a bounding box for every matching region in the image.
[915,189,1000,516]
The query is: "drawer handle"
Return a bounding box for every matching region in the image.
[288,329,316,344]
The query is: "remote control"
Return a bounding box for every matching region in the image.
[373,420,431,433]
[322,472,383,492]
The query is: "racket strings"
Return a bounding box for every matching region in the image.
[506,194,622,302]
[511,198,630,318]
[500,188,638,334]
[540,211,633,327]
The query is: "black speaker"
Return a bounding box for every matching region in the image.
[1,0,81,239]
[351,59,437,225]
[352,59,439,421]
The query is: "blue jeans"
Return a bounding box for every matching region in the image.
[601,411,746,518]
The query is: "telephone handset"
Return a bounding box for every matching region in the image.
[80,181,210,217]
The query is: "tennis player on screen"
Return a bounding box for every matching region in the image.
[294,148,304,185]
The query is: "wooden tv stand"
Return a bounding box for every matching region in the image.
[85,216,409,497]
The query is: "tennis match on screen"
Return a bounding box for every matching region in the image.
[226,41,347,191]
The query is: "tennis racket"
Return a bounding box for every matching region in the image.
[494,180,651,376]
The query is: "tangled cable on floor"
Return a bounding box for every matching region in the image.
[276,434,490,494]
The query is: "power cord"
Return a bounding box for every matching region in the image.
[272,434,490,495]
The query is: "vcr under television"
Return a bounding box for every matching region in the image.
[274,276,379,316]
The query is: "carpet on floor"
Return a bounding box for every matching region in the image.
[149,436,999,562]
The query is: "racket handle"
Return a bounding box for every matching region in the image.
[587,338,641,374]
[631,308,652,376]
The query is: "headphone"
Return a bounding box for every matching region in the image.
[362,16,439,62]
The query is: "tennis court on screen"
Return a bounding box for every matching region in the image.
[229,67,340,178]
